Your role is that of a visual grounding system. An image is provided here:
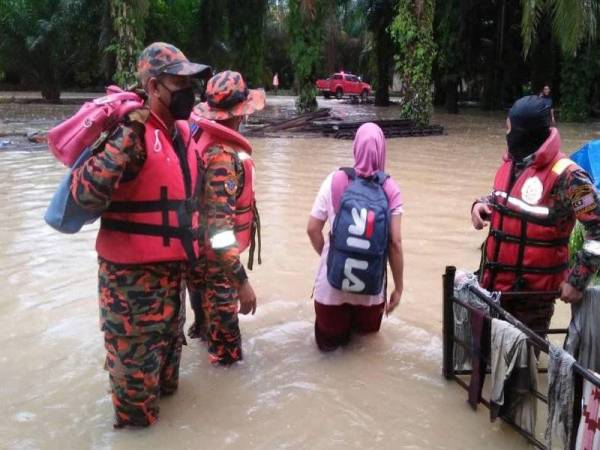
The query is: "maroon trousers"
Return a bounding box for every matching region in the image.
[314,301,385,352]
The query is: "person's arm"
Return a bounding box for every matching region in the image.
[307,173,332,254]
[71,122,145,211]
[471,193,493,230]
[562,168,600,302]
[307,216,326,255]
[386,214,404,314]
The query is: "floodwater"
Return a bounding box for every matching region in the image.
[1,97,600,450]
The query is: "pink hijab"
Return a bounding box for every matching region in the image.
[332,122,402,213]
[353,122,386,177]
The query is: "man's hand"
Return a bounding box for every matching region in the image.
[471,202,493,230]
[386,288,402,316]
[238,279,257,315]
[559,281,584,304]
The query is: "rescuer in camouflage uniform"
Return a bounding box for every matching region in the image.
[472,96,600,335]
[187,71,264,365]
[71,42,210,428]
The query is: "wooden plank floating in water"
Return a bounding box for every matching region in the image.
[245,109,444,139]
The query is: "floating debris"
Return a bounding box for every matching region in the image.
[245,109,444,139]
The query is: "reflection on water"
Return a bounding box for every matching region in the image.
[1,99,599,449]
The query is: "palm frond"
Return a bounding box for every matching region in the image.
[521,0,549,57]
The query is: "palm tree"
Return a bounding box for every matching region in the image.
[288,0,327,112]
[521,0,600,56]
[0,0,103,101]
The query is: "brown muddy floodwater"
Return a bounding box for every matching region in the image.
[1,97,600,450]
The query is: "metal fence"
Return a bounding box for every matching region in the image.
[442,266,600,449]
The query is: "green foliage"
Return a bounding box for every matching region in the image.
[390,0,436,125]
[521,0,600,57]
[264,3,293,89]
[0,0,103,100]
[288,0,327,113]
[560,52,591,122]
[145,0,200,55]
[228,0,268,87]
[109,0,149,88]
[569,221,600,283]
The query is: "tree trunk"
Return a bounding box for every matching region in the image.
[288,0,326,114]
[374,23,392,106]
[391,0,436,124]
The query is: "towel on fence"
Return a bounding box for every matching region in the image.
[575,373,600,450]
[546,345,576,450]
[566,287,600,372]
[490,318,537,434]
[468,308,490,409]
[453,270,498,370]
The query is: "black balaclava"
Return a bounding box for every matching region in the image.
[506,95,552,161]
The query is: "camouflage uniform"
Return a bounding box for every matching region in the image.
[72,119,192,427]
[478,165,600,333]
[70,42,210,427]
[188,144,247,365]
[187,69,264,365]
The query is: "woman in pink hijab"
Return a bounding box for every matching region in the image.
[307,123,405,351]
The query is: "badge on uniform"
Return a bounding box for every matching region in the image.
[225,179,237,195]
[521,176,543,205]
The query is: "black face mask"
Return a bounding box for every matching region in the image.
[506,127,550,161]
[159,81,196,120]
[506,96,552,161]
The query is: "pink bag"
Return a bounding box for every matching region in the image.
[47,86,144,166]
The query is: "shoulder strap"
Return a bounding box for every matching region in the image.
[372,171,389,186]
[340,167,356,180]
[332,168,354,213]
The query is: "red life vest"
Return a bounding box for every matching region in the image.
[96,112,202,264]
[194,117,261,269]
[480,128,576,293]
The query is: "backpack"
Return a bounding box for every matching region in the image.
[45,86,145,232]
[44,146,101,233]
[327,168,390,295]
[47,85,144,167]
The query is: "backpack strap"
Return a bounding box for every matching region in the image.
[332,167,356,213]
[341,167,356,180]
[372,170,389,186]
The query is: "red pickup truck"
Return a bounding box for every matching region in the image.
[316,72,371,101]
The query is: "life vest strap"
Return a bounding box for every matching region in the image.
[489,229,569,248]
[101,218,199,262]
[492,202,555,227]
[107,198,198,214]
[484,261,568,275]
[247,204,262,270]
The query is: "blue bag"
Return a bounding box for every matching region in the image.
[571,140,600,189]
[327,168,390,295]
[44,147,101,233]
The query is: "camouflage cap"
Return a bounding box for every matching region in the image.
[193,70,265,121]
[137,42,211,85]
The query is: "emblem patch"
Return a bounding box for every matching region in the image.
[225,179,237,195]
[521,176,544,205]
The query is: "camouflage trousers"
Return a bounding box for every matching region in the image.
[104,331,184,427]
[98,258,187,428]
[189,265,242,365]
